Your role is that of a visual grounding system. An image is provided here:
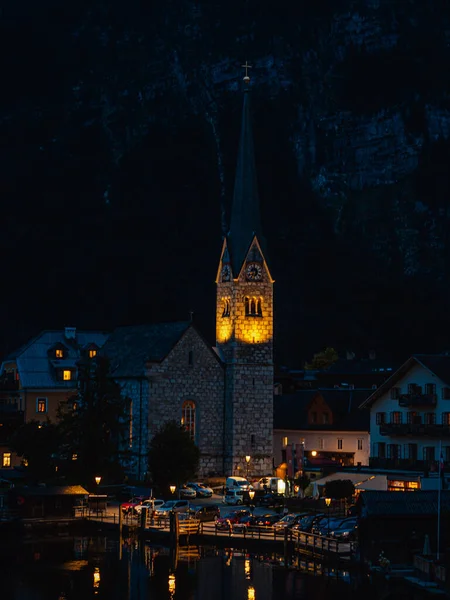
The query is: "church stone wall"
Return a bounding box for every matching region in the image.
[147,327,225,477]
[117,378,150,481]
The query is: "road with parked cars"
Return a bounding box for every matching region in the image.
[101,481,358,554]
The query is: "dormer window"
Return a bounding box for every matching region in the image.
[89,349,97,358]
[55,349,64,359]
[63,370,72,381]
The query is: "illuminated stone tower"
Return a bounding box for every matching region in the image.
[216,65,274,477]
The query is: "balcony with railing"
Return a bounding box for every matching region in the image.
[380,423,450,437]
[369,457,430,471]
[398,393,437,407]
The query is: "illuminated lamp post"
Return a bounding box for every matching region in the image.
[170,485,176,496]
[249,489,255,514]
[245,455,251,479]
[325,497,331,536]
[95,476,102,486]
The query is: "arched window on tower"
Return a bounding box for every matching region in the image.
[250,298,256,314]
[181,400,196,441]
[257,298,263,316]
[222,298,230,317]
[244,296,250,316]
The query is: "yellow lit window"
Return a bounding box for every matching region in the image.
[2,453,11,467]
[282,436,288,447]
[37,398,47,413]
[89,349,97,358]
[63,370,72,381]
[72,454,78,461]
[55,349,64,358]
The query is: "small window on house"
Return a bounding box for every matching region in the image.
[2,453,11,467]
[390,387,400,399]
[311,412,317,424]
[36,398,47,413]
[442,387,450,400]
[72,454,78,461]
[322,413,329,424]
[357,439,363,450]
[391,411,402,424]
[424,412,436,425]
[377,442,386,458]
[442,412,450,426]
[282,436,288,447]
[89,349,97,358]
[63,370,72,381]
[337,439,343,450]
[408,383,422,395]
[188,351,194,366]
[55,348,64,359]
[181,400,196,441]
[376,412,386,424]
[425,383,436,395]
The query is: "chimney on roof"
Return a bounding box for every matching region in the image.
[346,351,355,361]
[65,327,76,340]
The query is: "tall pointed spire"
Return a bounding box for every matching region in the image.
[227,63,266,275]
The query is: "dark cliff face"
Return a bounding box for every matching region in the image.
[2,0,450,364]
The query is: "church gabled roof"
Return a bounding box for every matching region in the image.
[227,84,267,274]
[102,321,192,378]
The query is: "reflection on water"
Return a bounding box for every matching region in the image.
[0,535,376,600]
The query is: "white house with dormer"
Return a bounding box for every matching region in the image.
[360,354,450,490]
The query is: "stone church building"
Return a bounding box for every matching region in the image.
[103,76,274,480]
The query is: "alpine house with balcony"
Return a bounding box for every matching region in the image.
[360,354,450,490]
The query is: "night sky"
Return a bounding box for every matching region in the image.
[2,1,450,367]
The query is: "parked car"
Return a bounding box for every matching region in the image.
[224,489,245,505]
[134,499,165,515]
[188,505,220,522]
[273,512,309,531]
[186,482,214,498]
[155,500,190,517]
[121,498,144,516]
[251,513,281,528]
[256,493,284,508]
[291,513,326,533]
[179,485,197,499]
[215,509,251,530]
[330,518,358,541]
[232,515,259,533]
[312,517,349,537]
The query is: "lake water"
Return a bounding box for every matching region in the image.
[1,534,386,600]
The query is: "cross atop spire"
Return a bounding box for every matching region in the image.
[241,61,252,86]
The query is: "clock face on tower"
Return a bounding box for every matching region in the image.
[221,264,232,282]
[245,262,263,281]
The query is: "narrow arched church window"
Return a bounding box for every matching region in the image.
[222,298,230,317]
[181,400,196,441]
[257,298,263,316]
[250,298,256,314]
[244,296,250,316]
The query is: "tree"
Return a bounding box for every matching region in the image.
[8,420,60,482]
[56,356,129,486]
[304,347,339,370]
[324,479,355,500]
[148,420,200,495]
[294,474,311,497]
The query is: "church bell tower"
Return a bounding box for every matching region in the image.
[216,64,274,477]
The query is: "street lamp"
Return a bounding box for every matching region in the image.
[170,485,176,495]
[95,476,101,486]
[311,450,317,457]
[245,455,251,478]
[249,489,255,514]
[325,497,331,536]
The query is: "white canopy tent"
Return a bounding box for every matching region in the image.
[311,472,387,497]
